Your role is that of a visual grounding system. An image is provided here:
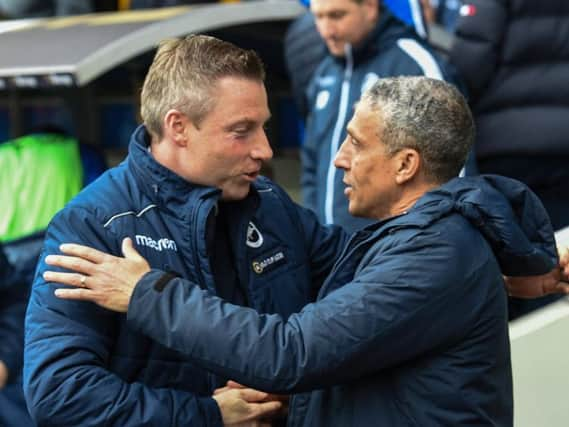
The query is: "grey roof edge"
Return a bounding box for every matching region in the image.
[75,0,305,86]
[0,65,76,78]
[0,18,47,35]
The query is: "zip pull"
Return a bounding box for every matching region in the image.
[152,184,158,194]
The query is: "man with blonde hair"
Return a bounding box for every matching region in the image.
[24,35,346,426]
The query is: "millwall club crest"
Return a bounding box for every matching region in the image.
[246,221,264,248]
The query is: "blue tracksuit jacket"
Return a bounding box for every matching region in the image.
[24,125,347,426]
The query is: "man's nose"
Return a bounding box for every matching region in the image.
[251,130,273,161]
[334,138,350,169]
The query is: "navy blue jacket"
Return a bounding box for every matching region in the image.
[302,9,459,233]
[127,175,556,427]
[24,125,347,427]
[285,2,428,116]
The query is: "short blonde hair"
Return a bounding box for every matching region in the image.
[140,35,265,139]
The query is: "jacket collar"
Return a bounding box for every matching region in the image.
[336,7,419,65]
[357,175,556,276]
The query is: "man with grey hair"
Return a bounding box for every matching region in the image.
[46,76,567,426]
[302,0,460,234]
[24,34,347,426]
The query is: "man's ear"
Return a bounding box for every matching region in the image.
[394,148,421,184]
[163,109,190,147]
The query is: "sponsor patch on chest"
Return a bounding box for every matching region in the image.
[251,249,286,275]
[135,234,178,252]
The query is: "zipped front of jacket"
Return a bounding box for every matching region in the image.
[189,194,218,293]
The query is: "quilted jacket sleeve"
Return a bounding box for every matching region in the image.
[127,227,497,394]
[24,207,222,427]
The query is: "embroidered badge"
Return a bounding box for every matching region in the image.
[315,90,330,110]
[246,221,264,248]
[251,250,286,274]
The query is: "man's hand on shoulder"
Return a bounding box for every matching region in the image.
[45,238,150,312]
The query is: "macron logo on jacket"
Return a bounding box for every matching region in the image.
[135,235,178,252]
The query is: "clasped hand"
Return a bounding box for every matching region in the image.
[213,381,287,426]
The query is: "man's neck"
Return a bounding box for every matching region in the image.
[390,182,439,217]
[148,139,186,178]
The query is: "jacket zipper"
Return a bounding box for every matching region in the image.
[235,219,251,307]
[191,197,214,291]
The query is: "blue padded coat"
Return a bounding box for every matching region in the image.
[127,175,556,427]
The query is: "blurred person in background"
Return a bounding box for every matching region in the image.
[449,0,569,318]
[285,0,431,117]
[429,0,463,32]
[0,130,106,427]
[300,0,460,233]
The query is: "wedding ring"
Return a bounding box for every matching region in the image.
[80,275,87,287]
